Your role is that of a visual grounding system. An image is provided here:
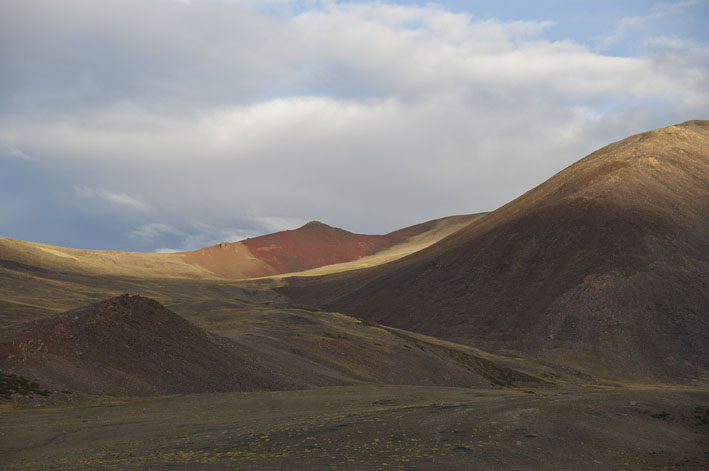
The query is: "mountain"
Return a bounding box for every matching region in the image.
[184,219,417,278]
[0,215,478,281]
[0,294,300,395]
[181,216,479,278]
[0,295,540,396]
[280,120,709,383]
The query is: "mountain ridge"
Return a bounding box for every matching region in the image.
[280,120,709,384]
[0,215,480,281]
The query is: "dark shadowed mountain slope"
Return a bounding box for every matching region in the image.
[0,295,302,396]
[0,295,540,396]
[281,120,709,383]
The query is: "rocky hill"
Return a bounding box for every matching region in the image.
[281,121,709,384]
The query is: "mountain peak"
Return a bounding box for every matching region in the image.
[282,120,709,383]
[301,220,328,229]
[0,295,287,395]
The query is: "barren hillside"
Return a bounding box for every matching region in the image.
[281,120,709,384]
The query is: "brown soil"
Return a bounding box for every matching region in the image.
[0,295,541,397]
[280,120,709,384]
[2,385,707,470]
[0,295,307,395]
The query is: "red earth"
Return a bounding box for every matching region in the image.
[184,219,439,279]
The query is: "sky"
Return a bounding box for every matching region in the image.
[1,0,707,252]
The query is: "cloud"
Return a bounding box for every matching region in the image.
[129,222,182,240]
[0,139,36,161]
[154,247,182,254]
[75,187,149,212]
[253,216,310,233]
[0,0,707,249]
[598,0,708,50]
[176,221,264,249]
[131,220,267,251]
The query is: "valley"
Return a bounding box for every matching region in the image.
[1,121,708,469]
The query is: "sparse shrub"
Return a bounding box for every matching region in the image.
[0,372,51,400]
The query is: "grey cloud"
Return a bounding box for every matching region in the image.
[0,140,36,161]
[129,222,182,241]
[150,221,267,251]
[75,187,149,212]
[0,0,707,250]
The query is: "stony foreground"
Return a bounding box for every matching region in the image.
[2,384,708,470]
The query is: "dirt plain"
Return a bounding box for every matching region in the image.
[1,385,708,470]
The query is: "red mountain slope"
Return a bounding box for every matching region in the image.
[0,215,478,282]
[183,218,445,279]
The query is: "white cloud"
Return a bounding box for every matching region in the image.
[76,187,149,212]
[154,247,182,253]
[1,0,707,248]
